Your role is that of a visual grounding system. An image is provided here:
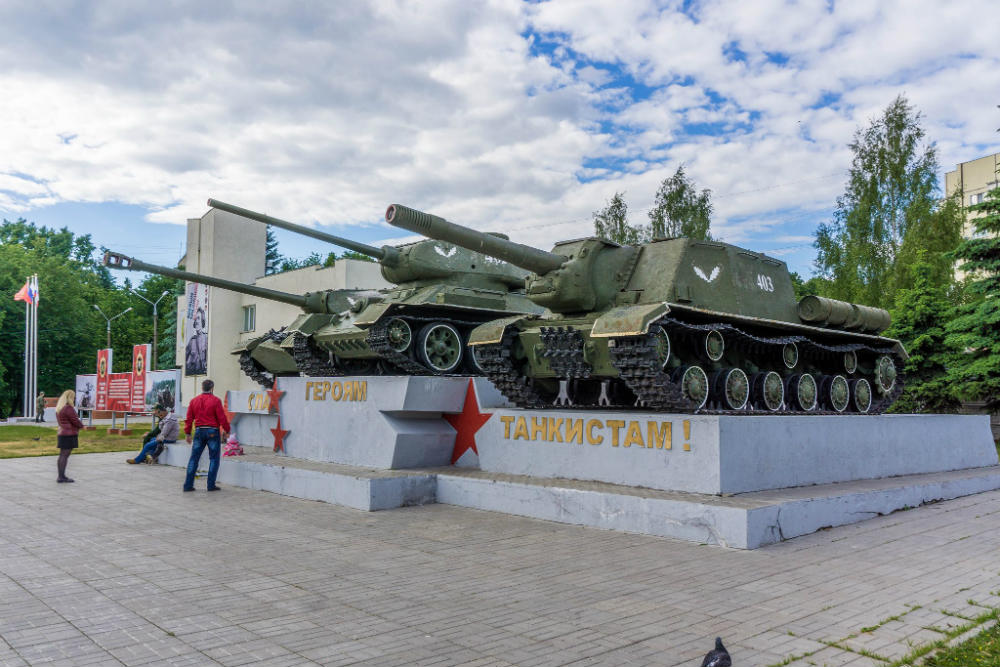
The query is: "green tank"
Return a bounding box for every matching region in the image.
[385,204,908,414]
[207,199,546,376]
[102,251,379,387]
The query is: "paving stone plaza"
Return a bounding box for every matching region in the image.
[1,452,998,666]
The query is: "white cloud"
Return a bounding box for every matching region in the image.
[0,0,996,273]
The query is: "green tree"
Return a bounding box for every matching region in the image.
[894,192,964,295]
[945,170,1000,408]
[885,254,960,413]
[265,226,282,275]
[815,95,939,309]
[648,165,713,240]
[789,271,833,300]
[593,192,644,245]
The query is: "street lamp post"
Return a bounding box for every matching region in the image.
[130,290,170,370]
[93,305,133,349]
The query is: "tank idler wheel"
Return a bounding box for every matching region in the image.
[782,342,799,369]
[465,342,487,375]
[416,322,463,373]
[704,329,725,362]
[843,350,858,375]
[672,365,709,410]
[850,378,873,413]
[786,373,817,412]
[874,355,897,394]
[712,367,749,410]
[751,371,784,412]
[654,327,671,369]
[820,374,850,413]
[385,317,412,353]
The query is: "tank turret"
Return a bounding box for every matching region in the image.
[386,204,907,414]
[200,200,546,376]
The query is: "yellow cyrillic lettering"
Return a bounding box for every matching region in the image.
[586,419,603,445]
[547,418,564,443]
[513,417,529,440]
[606,419,625,447]
[331,381,343,401]
[648,421,671,449]
[565,419,583,444]
[623,421,644,448]
[500,415,515,438]
[304,382,313,401]
[355,381,367,401]
[531,417,547,441]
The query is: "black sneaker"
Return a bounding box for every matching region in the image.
[182,487,194,492]
[206,486,222,492]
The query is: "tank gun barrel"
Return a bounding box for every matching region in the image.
[385,204,566,275]
[103,251,310,310]
[207,199,399,265]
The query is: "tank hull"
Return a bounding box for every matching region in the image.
[469,305,905,414]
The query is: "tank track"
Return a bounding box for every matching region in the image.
[238,352,275,389]
[540,326,592,379]
[478,316,905,414]
[366,314,489,375]
[476,327,549,408]
[291,333,342,377]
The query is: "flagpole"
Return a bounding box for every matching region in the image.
[22,295,29,418]
[32,275,39,420]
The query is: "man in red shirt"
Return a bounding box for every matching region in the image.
[183,379,230,492]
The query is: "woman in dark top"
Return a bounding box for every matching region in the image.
[55,390,84,483]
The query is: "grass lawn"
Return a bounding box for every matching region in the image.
[924,617,1000,665]
[0,424,152,458]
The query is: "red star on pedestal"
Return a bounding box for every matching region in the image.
[270,416,289,453]
[444,379,493,464]
[266,384,285,414]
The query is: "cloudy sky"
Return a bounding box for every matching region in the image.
[0,0,997,275]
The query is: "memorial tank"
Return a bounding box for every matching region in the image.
[102,251,379,387]
[205,199,546,376]
[385,204,908,414]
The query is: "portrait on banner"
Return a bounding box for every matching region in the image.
[183,283,209,375]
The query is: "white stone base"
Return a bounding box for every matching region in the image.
[158,444,1000,549]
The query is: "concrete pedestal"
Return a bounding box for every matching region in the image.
[157,375,1000,549]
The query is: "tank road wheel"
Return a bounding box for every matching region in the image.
[385,317,412,353]
[821,374,850,413]
[786,373,817,412]
[672,365,709,410]
[843,350,858,375]
[654,327,672,369]
[713,368,749,411]
[874,355,897,394]
[752,371,784,412]
[850,378,873,413]
[704,329,725,362]
[782,342,799,369]
[416,322,463,373]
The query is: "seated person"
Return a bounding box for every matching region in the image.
[127,405,179,464]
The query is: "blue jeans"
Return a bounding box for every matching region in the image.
[184,428,221,490]
[134,438,176,463]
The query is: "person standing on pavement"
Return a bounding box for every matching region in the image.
[35,391,46,422]
[55,390,83,483]
[182,379,230,492]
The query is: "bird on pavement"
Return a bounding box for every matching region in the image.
[701,637,731,667]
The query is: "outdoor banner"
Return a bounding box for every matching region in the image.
[95,348,112,410]
[145,369,180,412]
[75,374,97,410]
[107,372,132,412]
[130,343,151,411]
[183,283,209,376]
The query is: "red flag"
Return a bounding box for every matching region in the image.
[13,281,32,303]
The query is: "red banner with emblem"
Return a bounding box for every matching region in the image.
[131,344,151,411]
[95,348,113,410]
[107,373,132,412]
